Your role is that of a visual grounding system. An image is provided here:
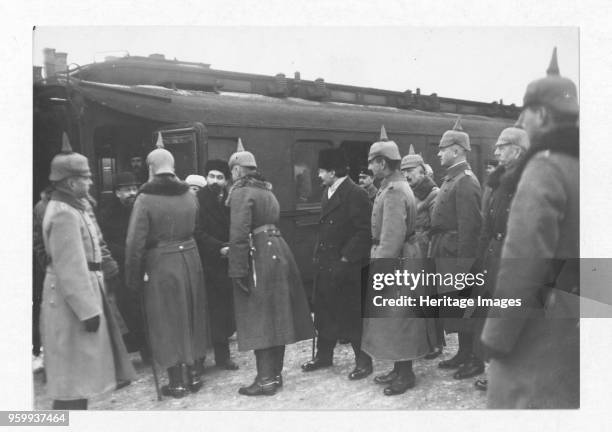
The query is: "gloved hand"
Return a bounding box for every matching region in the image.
[84,315,101,332]
[232,277,251,296]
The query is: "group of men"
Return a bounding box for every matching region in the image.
[35,47,579,409]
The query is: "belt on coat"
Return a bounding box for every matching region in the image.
[252,224,280,236]
[148,237,195,251]
[429,228,458,237]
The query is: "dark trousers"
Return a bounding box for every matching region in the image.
[213,341,231,365]
[316,337,372,367]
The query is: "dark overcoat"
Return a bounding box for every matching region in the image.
[361,172,436,361]
[195,185,236,343]
[313,177,371,341]
[125,175,210,369]
[429,161,482,333]
[481,126,579,409]
[227,174,314,351]
[41,190,135,400]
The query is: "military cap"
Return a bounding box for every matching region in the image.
[318,148,347,172]
[401,144,424,170]
[368,125,401,161]
[147,132,175,175]
[49,132,92,181]
[439,117,471,151]
[113,171,139,188]
[358,167,374,177]
[205,159,231,179]
[523,47,578,115]
[228,138,257,168]
[185,174,207,188]
[495,126,530,152]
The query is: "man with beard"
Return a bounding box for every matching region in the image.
[472,125,529,392]
[99,172,151,363]
[429,118,483,381]
[301,149,372,381]
[401,149,444,360]
[357,167,378,203]
[194,160,238,371]
[481,48,579,408]
[129,155,148,184]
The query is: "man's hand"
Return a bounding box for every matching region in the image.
[220,246,230,257]
[232,277,251,295]
[84,315,101,333]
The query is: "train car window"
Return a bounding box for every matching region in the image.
[208,136,237,163]
[155,128,198,179]
[340,141,371,182]
[293,139,333,208]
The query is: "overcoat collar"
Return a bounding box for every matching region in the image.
[50,188,87,211]
[443,160,470,182]
[321,176,354,217]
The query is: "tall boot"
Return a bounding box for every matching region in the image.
[453,332,484,380]
[161,364,188,398]
[186,362,203,393]
[273,345,285,388]
[348,341,373,380]
[52,399,88,410]
[384,361,416,396]
[439,331,471,369]
[239,349,277,396]
[214,341,239,370]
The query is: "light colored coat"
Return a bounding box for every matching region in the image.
[41,190,135,400]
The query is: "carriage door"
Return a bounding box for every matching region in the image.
[153,123,207,179]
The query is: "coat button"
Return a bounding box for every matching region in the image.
[267,241,272,246]
[272,255,277,259]
[179,245,184,250]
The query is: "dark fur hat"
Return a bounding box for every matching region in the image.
[205,159,231,179]
[318,148,347,172]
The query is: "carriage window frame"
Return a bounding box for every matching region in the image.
[292,139,334,210]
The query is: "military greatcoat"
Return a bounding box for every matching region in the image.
[429,160,482,333]
[361,171,436,361]
[227,174,314,351]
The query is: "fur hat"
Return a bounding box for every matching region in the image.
[318,148,347,172]
[204,159,231,179]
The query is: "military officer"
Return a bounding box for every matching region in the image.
[481,48,579,408]
[401,149,444,360]
[429,117,483,380]
[301,149,372,380]
[361,127,436,395]
[41,133,135,410]
[357,167,378,203]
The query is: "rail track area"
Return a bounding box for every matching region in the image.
[34,333,485,410]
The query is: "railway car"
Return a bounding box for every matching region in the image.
[33,54,518,285]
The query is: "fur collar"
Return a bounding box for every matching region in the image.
[514,126,579,189]
[138,174,190,196]
[411,176,437,201]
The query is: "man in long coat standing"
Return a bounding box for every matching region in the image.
[301,149,372,380]
[125,138,210,398]
[195,159,238,371]
[41,133,135,410]
[361,127,436,395]
[429,118,483,380]
[481,48,579,408]
[227,140,314,396]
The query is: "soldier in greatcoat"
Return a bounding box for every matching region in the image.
[429,117,483,380]
[301,149,372,380]
[481,48,579,408]
[361,127,436,396]
[227,140,314,396]
[194,159,238,371]
[472,125,529,392]
[41,133,135,410]
[125,140,210,398]
[401,150,444,360]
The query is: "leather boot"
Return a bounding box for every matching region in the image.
[384,361,416,396]
[52,399,88,410]
[273,345,285,388]
[161,364,188,398]
[439,332,472,369]
[239,349,277,396]
[348,342,373,380]
[214,341,239,370]
[301,337,334,372]
[187,363,203,393]
[194,356,206,377]
[374,362,399,385]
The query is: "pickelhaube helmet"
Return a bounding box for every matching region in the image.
[49,132,92,181]
[523,47,578,115]
[439,117,471,151]
[228,138,257,168]
[368,125,401,161]
[401,144,425,170]
[146,132,175,176]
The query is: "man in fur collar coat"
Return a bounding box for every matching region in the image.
[481,48,580,408]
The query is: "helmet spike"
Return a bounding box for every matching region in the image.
[546,47,560,76]
[236,137,245,152]
[379,125,388,142]
[408,144,416,155]
[452,116,463,131]
[155,132,165,149]
[60,132,73,153]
